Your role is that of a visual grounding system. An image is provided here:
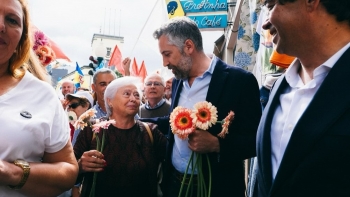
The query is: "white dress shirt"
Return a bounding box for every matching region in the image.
[270,43,350,181]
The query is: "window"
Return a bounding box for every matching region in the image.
[106,47,111,57]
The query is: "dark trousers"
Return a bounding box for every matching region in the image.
[165,169,198,197]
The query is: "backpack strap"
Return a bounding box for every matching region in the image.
[142,122,153,145]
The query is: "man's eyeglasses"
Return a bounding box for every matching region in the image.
[145,81,163,87]
[68,102,81,109]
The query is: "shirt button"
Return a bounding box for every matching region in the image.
[288,125,293,130]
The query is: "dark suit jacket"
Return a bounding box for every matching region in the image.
[256,48,350,197]
[145,58,261,197]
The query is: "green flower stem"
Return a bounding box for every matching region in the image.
[89,130,106,197]
[179,152,212,197]
[178,151,194,197]
[101,129,106,151]
[197,153,202,197]
[199,153,208,197]
[185,152,200,197]
[206,154,212,197]
[216,120,223,125]
[89,172,97,197]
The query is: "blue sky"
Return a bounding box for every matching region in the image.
[29,0,224,73]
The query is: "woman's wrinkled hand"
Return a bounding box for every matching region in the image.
[78,150,106,173]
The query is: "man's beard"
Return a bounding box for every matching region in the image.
[167,54,192,80]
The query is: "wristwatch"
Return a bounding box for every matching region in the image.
[8,159,30,190]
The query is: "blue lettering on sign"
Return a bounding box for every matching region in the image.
[180,0,227,12]
[187,15,227,29]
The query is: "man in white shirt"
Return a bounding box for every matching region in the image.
[256,0,350,196]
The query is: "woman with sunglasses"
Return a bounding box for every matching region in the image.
[59,90,94,197]
[0,0,78,196]
[74,76,167,197]
[65,90,94,146]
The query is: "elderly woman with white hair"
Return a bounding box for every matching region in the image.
[73,76,167,197]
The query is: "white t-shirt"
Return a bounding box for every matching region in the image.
[0,72,70,196]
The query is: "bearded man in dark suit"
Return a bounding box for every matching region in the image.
[146,16,262,197]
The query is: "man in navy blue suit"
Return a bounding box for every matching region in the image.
[256,0,350,196]
[148,16,262,197]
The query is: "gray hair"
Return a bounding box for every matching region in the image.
[92,68,117,84]
[104,76,143,117]
[144,73,165,86]
[153,16,203,52]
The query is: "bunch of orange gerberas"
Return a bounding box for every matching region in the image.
[169,101,234,197]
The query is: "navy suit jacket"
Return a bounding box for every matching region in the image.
[145,58,261,197]
[256,48,350,197]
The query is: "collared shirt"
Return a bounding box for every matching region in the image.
[172,56,218,173]
[145,98,166,110]
[93,102,107,118]
[271,43,350,180]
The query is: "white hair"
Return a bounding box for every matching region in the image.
[104,76,143,117]
[144,73,165,86]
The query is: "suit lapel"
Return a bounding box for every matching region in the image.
[257,76,289,194]
[171,79,183,109]
[206,60,228,106]
[270,48,350,195]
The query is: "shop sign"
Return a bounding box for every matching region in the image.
[187,14,227,29]
[180,0,227,13]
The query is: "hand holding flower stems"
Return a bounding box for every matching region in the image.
[88,119,116,197]
[74,109,117,197]
[170,101,234,197]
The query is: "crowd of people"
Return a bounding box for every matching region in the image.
[1,0,350,197]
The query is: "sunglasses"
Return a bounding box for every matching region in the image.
[68,102,81,109]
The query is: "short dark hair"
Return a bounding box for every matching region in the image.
[274,0,350,25]
[153,16,203,52]
[92,68,117,84]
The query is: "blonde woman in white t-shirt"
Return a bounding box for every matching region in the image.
[0,0,78,196]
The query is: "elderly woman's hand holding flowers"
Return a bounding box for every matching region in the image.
[74,108,116,197]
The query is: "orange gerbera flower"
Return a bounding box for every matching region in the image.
[191,101,218,130]
[217,111,235,138]
[170,106,194,139]
[74,109,97,130]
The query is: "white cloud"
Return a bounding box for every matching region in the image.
[29,0,223,73]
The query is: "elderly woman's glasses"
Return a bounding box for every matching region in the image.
[145,81,163,87]
[68,103,81,109]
